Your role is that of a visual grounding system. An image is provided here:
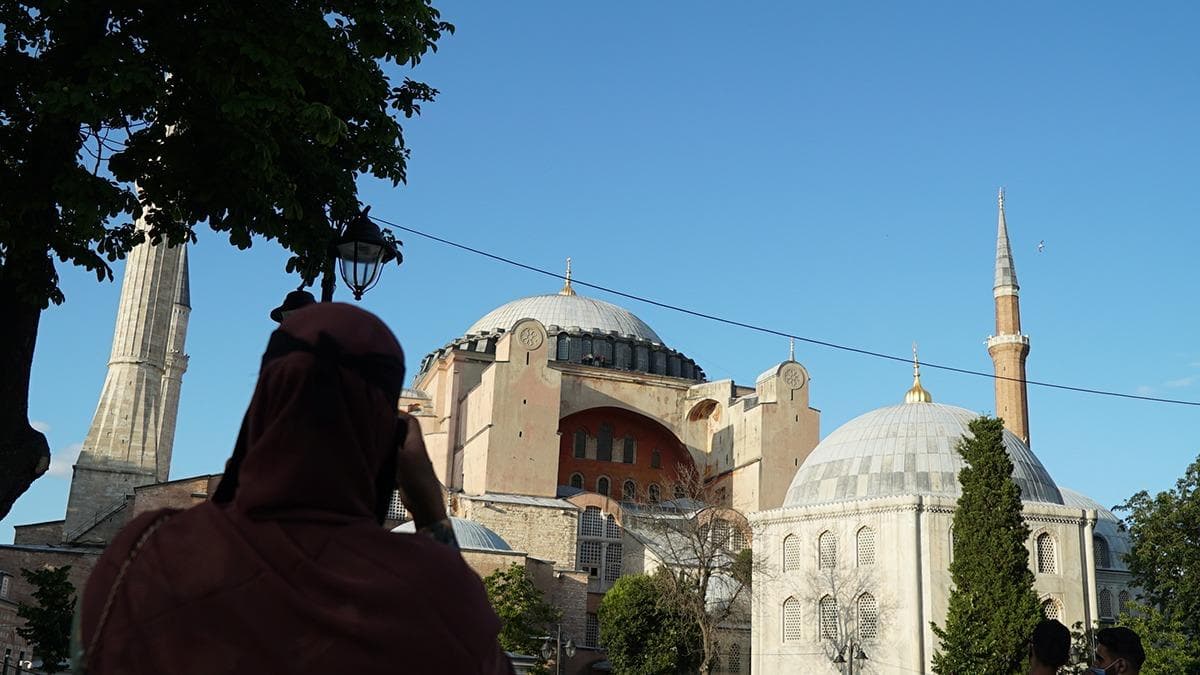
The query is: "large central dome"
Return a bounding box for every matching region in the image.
[466,293,663,343]
[783,401,1064,507]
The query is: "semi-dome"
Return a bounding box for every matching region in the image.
[1058,486,1131,571]
[466,293,663,343]
[391,517,513,552]
[783,401,1064,507]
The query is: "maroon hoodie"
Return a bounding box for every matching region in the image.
[80,303,512,674]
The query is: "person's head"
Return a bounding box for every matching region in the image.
[1029,618,1071,671]
[1092,626,1145,674]
[212,303,406,522]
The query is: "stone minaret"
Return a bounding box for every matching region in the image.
[63,219,190,543]
[986,188,1031,445]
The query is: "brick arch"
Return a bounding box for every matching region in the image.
[558,406,697,501]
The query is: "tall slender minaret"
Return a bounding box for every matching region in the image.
[63,218,190,543]
[986,188,1031,445]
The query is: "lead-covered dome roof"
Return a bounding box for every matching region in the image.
[784,401,1064,507]
[466,293,663,343]
[392,517,512,552]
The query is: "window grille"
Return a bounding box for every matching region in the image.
[604,543,623,583]
[585,613,599,648]
[622,436,636,463]
[557,336,569,361]
[728,643,741,672]
[651,449,662,469]
[386,490,408,522]
[570,473,583,489]
[580,541,601,567]
[1094,536,1111,568]
[597,424,613,461]
[819,595,839,641]
[818,531,837,570]
[622,480,636,502]
[857,593,878,640]
[730,527,748,552]
[783,534,801,572]
[596,477,610,497]
[1118,590,1130,614]
[712,642,723,672]
[648,484,661,503]
[783,597,802,642]
[674,483,685,499]
[1037,533,1057,574]
[580,506,603,537]
[856,526,876,566]
[711,519,731,549]
[0,575,9,599]
[574,430,587,459]
[1042,598,1062,621]
[1099,589,1114,619]
[605,514,621,539]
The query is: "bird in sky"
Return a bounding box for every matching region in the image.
[1037,240,1045,253]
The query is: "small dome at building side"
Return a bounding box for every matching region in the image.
[466,293,663,343]
[783,402,1064,507]
[1058,486,1132,570]
[391,517,513,552]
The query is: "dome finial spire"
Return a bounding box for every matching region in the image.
[560,257,576,296]
[905,341,933,403]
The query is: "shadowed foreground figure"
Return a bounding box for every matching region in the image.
[76,303,512,674]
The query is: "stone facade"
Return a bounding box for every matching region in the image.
[456,495,580,570]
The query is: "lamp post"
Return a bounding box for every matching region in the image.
[271,206,401,322]
[538,624,577,675]
[831,641,868,674]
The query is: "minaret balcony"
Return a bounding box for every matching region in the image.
[986,333,1030,349]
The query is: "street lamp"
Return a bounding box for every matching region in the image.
[271,206,402,322]
[538,624,576,675]
[831,641,868,674]
[333,206,400,301]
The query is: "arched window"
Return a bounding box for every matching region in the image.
[783,534,801,572]
[579,507,622,587]
[1036,533,1057,574]
[1099,589,1114,619]
[728,643,741,672]
[569,473,583,490]
[596,476,610,497]
[819,595,839,641]
[782,597,801,642]
[597,424,613,461]
[1041,597,1062,621]
[856,526,876,566]
[621,479,636,502]
[556,335,569,361]
[1094,536,1111,569]
[1118,590,1130,615]
[711,519,731,549]
[857,593,878,640]
[673,482,685,499]
[573,429,587,459]
[712,641,722,673]
[648,483,661,503]
[580,506,603,537]
[622,436,636,463]
[651,448,662,468]
[818,531,837,569]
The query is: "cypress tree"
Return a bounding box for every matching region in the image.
[932,416,1042,675]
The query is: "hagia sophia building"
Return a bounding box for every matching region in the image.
[0,192,1132,674]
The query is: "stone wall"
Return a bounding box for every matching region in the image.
[457,497,579,570]
[0,545,102,661]
[12,521,64,547]
[132,475,216,517]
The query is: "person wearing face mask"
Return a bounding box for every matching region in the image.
[1091,626,1145,675]
[1027,618,1071,674]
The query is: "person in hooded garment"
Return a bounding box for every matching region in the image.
[75,303,513,674]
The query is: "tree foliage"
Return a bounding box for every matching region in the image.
[16,565,76,674]
[482,564,559,671]
[0,0,452,518]
[598,572,702,675]
[932,416,1042,675]
[1115,453,1200,640]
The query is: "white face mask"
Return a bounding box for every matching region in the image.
[1089,657,1124,675]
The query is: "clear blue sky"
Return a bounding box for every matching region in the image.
[7,2,1200,540]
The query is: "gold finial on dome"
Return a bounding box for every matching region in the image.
[560,257,576,296]
[905,342,933,403]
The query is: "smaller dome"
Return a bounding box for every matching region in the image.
[392,517,512,552]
